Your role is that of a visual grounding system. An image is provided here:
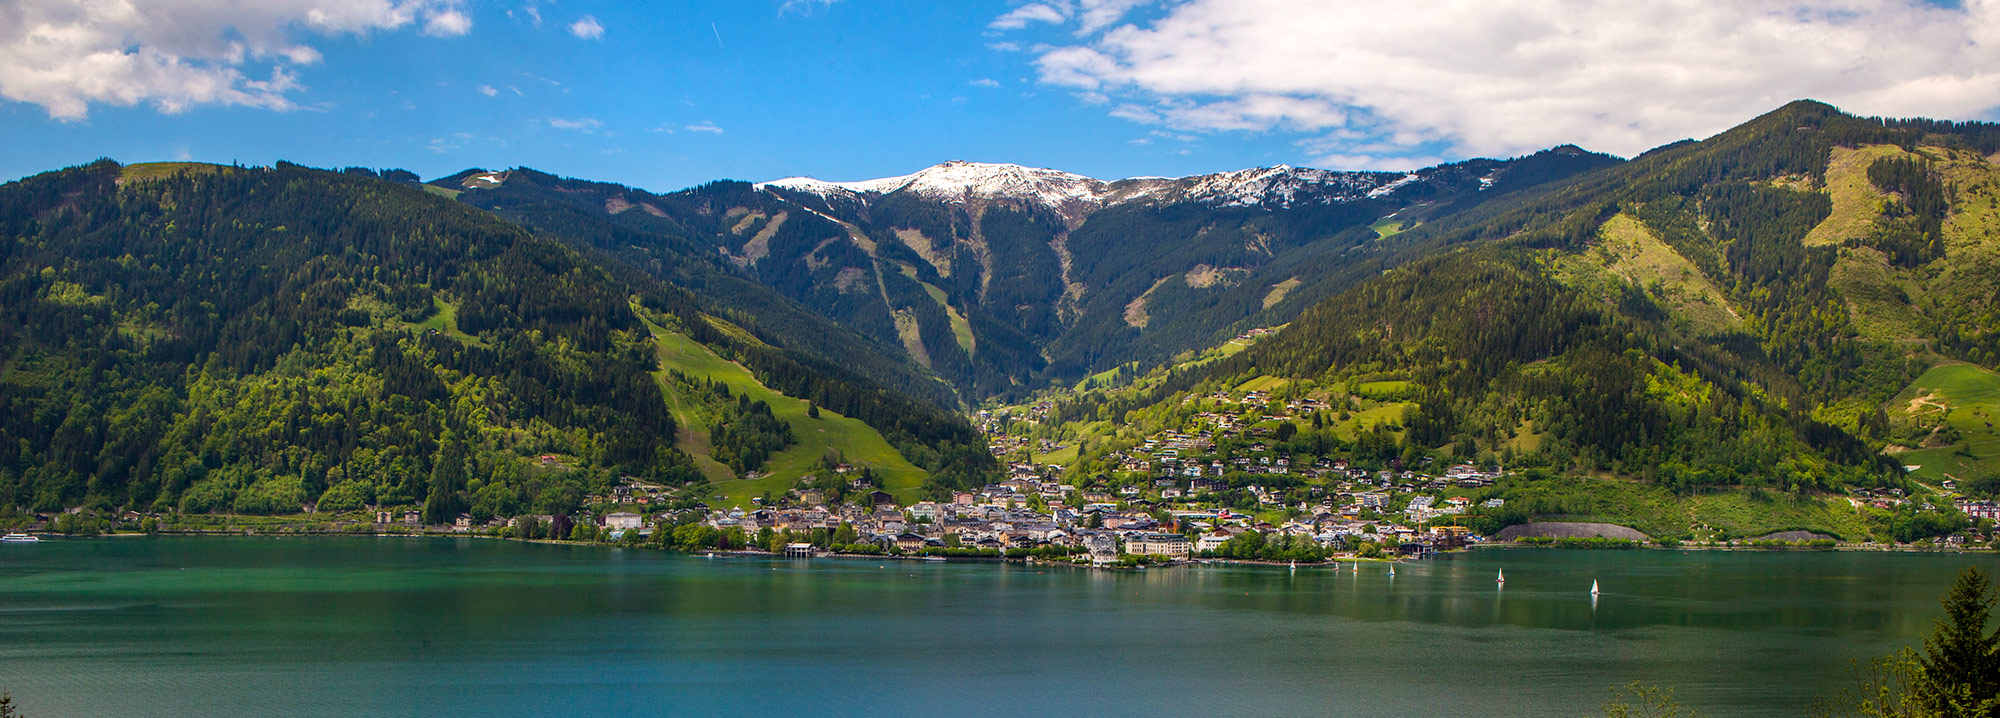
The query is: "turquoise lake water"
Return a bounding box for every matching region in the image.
[0,537,1989,717]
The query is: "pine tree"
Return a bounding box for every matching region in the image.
[1915,567,2000,717]
[0,689,18,718]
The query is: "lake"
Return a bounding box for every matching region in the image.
[0,537,1987,717]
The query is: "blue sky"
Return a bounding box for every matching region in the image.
[3,0,1998,193]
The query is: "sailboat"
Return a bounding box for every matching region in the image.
[1590,579,1600,596]
[1387,564,1396,576]
[1496,568,1505,584]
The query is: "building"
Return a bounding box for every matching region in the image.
[1086,533,1120,565]
[1127,533,1191,558]
[604,512,644,530]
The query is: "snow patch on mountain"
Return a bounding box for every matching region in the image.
[1148,165,1407,208]
[1364,172,1421,199]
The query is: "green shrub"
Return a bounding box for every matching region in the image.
[233,476,306,515]
[315,481,374,512]
[178,478,236,514]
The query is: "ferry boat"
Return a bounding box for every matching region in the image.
[1,532,39,543]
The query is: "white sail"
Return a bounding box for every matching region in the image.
[1497,568,1505,583]
[1590,579,1600,595]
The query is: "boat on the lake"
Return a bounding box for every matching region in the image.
[2,532,39,543]
[1497,568,1505,583]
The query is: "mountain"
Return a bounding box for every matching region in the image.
[1009,100,2000,539]
[0,160,995,520]
[440,149,1617,403]
[10,99,1994,539]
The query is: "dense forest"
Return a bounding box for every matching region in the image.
[0,160,996,519]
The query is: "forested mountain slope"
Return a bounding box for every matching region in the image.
[1025,101,2000,534]
[0,161,993,519]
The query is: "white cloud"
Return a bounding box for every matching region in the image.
[684,121,724,134]
[569,15,604,40]
[423,8,471,37]
[970,78,1000,88]
[1016,0,2000,163]
[550,117,602,131]
[477,84,498,97]
[780,0,842,15]
[1072,0,1152,34]
[990,3,1067,30]
[0,0,471,120]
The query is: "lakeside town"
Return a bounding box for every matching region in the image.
[8,337,1997,556]
[22,375,1996,560]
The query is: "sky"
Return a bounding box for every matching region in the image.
[3,0,1999,193]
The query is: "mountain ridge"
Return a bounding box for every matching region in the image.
[448,146,1620,402]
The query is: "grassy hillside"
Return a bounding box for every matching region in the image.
[1551,212,1743,337]
[642,316,927,508]
[1888,363,2000,491]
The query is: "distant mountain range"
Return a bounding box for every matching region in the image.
[7,99,2000,529]
[437,145,1619,400]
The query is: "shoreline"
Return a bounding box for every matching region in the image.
[13,529,1991,562]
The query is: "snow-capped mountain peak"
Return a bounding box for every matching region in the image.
[763,160,1438,213]
[762,161,1108,215]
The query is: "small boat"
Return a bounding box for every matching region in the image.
[1,532,38,543]
[1497,568,1505,583]
[1387,564,1395,576]
[1590,579,1600,596]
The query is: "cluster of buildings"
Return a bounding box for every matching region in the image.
[671,471,1485,563]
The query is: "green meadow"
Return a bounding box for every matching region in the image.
[641,317,926,508]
